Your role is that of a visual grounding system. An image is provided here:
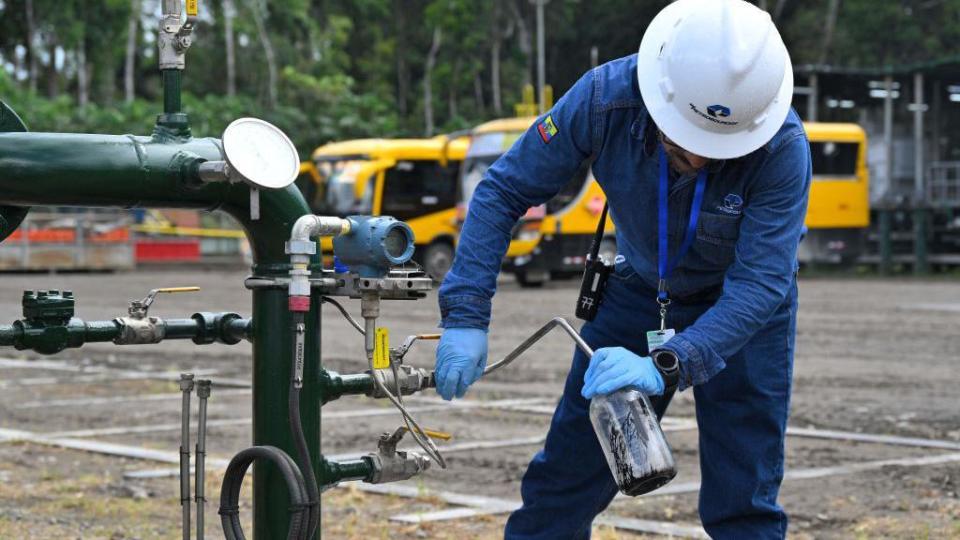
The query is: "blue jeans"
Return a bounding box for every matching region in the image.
[504,267,797,539]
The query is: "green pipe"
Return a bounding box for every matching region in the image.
[0,315,252,354]
[0,126,320,539]
[320,370,374,405]
[0,101,30,243]
[157,71,190,137]
[162,69,182,114]
[0,131,299,263]
[0,325,17,346]
[320,458,374,485]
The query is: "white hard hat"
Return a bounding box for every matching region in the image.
[637,0,793,160]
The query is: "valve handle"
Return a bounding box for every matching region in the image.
[400,426,452,442]
[129,286,201,319]
[156,287,202,294]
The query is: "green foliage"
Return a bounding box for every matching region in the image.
[2,0,960,154]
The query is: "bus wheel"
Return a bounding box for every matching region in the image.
[515,270,546,288]
[423,242,454,282]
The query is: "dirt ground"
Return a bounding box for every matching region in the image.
[0,268,958,539]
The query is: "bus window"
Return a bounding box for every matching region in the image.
[810,141,858,179]
[313,160,373,216]
[381,160,459,221]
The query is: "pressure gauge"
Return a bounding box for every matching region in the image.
[221,118,299,190]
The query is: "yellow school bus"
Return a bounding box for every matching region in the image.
[298,136,469,279]
[801,122,870,264]
[459,117,615,286]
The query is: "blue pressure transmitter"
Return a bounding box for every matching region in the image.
[333,216,416,278]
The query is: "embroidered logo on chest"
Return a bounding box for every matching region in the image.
[718,193,744,215]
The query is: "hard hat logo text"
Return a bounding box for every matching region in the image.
[688,103,739,126]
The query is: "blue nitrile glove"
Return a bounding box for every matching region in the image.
[581,347,665,399]
[435,327,488,401]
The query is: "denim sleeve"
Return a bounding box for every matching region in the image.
[662,133,812,389]
[439,69,601,329]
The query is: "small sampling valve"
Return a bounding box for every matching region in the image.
[365,427,433,484]
[115,287,199,345]
[159,0,199,70]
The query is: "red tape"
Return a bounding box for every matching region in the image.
[288,296,311,312]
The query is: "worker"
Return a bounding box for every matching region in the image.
[435,0,810,538]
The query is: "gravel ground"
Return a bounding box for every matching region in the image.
[0,269,958,539]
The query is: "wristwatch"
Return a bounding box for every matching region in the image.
[651,349,680,391]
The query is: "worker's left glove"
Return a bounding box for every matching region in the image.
[581,347,665,399]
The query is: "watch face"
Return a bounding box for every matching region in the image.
[654,351,679,372]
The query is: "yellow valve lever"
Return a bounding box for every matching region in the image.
[402,426,453,441]
[186,0,199,17]
[157,287,201,294]
[417,334,441,341]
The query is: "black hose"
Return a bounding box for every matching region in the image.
[218,446,310,540]
[289,311,321,539]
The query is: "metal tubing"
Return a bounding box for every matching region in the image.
[179,373,195,540]
[913,72,928,275]
[484,317,593,376]
[807,73,819,122]
[195,380,211,540]
[883,75,895,204]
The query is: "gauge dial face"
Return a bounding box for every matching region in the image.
[222,118,299,190]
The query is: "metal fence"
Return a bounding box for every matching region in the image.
[927,162,960,208]
[0,209,134,271]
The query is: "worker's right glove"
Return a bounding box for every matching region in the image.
[581,347,665,399]
[435,327,488,401]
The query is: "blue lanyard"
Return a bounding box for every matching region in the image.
[657,145,708,303]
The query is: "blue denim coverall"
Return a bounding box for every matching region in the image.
[439,55,812,539]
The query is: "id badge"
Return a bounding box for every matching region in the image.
[646,328,675,351]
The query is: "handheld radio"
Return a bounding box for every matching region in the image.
[575,203,613,321]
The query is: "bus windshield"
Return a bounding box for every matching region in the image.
[460,130,524,206]
[461,155,498,204]
[313,159,375,216]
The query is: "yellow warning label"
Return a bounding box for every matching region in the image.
[186,0,199,16]
[373,327,390,369]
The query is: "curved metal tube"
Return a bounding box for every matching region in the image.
[290,215,352,244]
[484,317,594,376]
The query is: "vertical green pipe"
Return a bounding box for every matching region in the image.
[162,69,182,114]
[913,207,929,275]
[251,279,322,539]
[879,209,893,275]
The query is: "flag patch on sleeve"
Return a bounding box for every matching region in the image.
[537,115,559,144]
